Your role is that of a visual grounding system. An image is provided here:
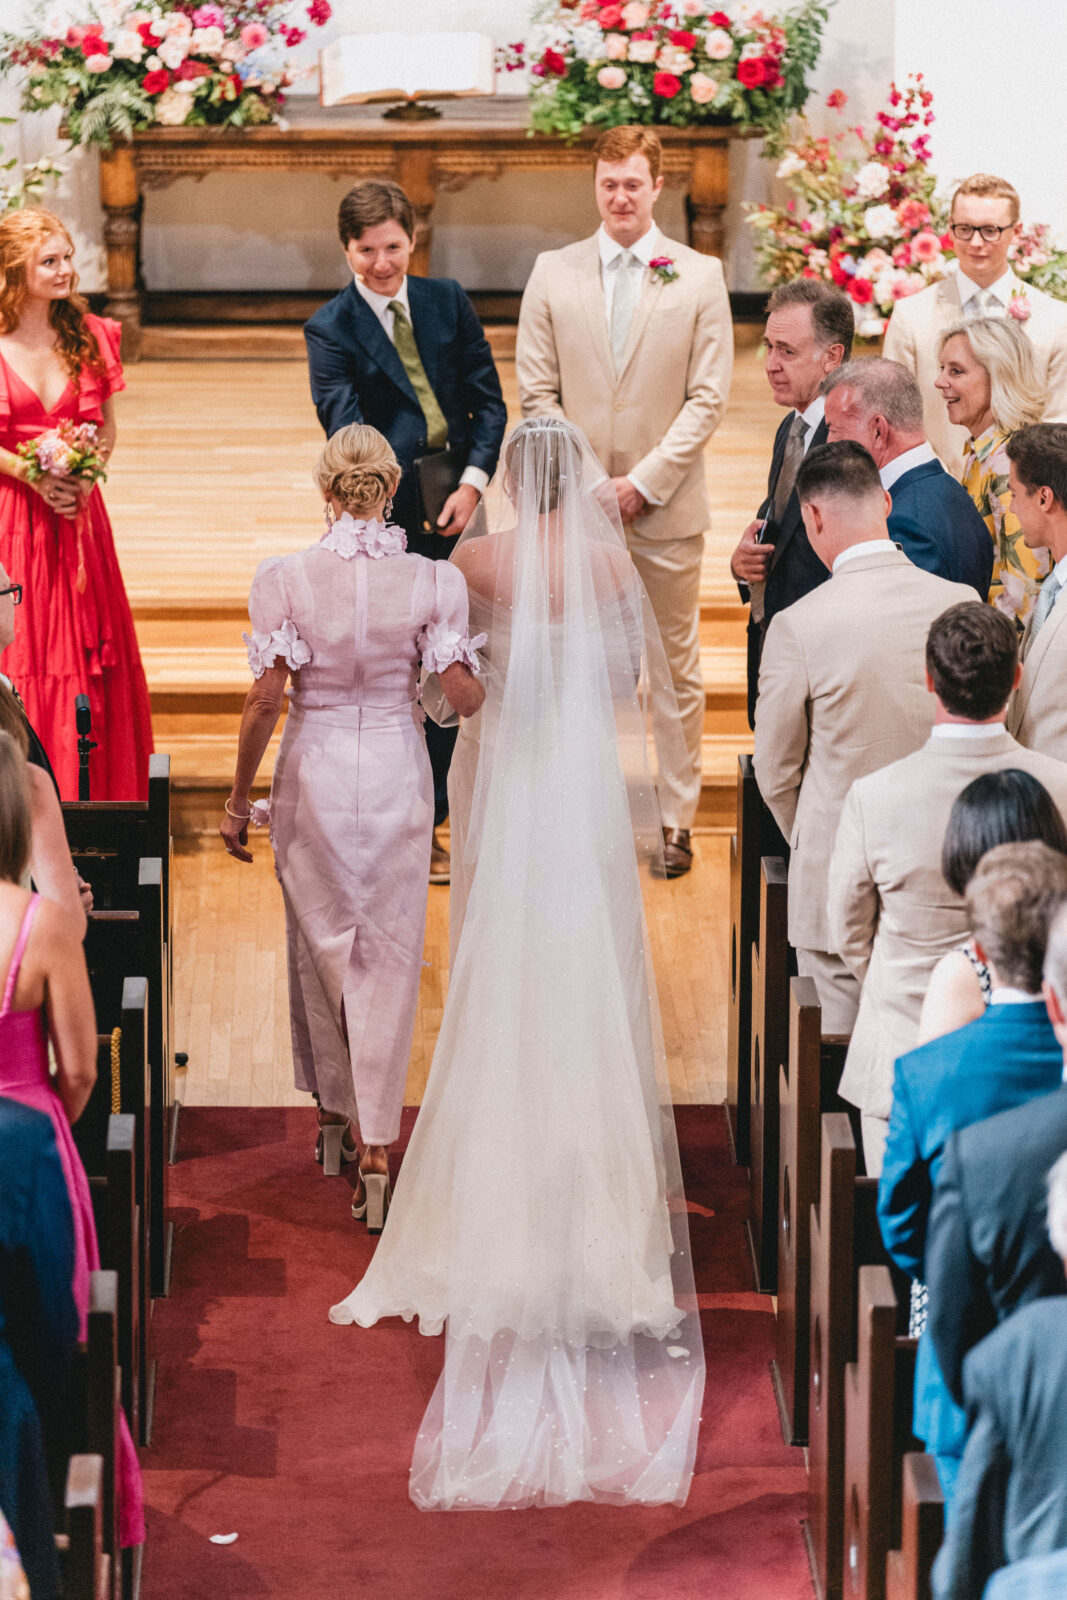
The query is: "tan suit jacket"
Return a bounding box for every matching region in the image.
[515,234,733,540]
[1008,591,1067,760]
[753,547,975,952]
[828,728,1067,1119]
[883,270,1067,478]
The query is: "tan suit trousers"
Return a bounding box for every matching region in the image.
[795,947,861,1036]
[626,528,705,831]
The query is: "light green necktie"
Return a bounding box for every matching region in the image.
[388,300,448,450]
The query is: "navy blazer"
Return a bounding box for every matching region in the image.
[926,1082,1067,1409]
[887,458,994,598]
[932,1301,1067,1600]
[304,277,507,557]
[878,1002,1063,1456]
[0,1099,78,1600]
[744,412,831,725]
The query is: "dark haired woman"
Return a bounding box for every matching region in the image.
[918,768,1067,1043]
[0,210,152,799]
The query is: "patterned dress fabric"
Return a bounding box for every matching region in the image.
[961,426,1051,629]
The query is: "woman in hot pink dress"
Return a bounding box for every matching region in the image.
[0,731,144,1548]
[0,209,152,799]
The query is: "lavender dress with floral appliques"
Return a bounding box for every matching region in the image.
[244,514,483,1144]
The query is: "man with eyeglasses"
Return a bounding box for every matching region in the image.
[884,173,1067,477]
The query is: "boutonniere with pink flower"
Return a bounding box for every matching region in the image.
[1008,288,1032,322]
[650,256,680,284]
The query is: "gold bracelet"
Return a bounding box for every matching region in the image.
[224,798,252,820]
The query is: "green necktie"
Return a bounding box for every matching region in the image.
[388,300,448,451]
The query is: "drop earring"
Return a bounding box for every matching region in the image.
[384,497,394,520]
[324,503,334,532]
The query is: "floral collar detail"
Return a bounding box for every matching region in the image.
[320,513,407,560]
[965,425,1011,468]
[649,255,679,284]
[1008,287,1032,322]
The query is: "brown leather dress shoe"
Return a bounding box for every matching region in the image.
[429,829,451,885]
[658,827,693,879]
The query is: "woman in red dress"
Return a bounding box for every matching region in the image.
[0,209,152,799]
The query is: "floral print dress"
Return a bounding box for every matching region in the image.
[961,425,1051,629]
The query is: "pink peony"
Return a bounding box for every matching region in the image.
[84,51,113,71]
[240,22,270,49]
[604,31,628,59]
[165,12,193,36]
[596,64,626,89]
[704,28,733,60]
[689,71,718,104]
[191,4,226,27]
[621,1,650,26]
[681,0,703,12]
[910,230,942,263]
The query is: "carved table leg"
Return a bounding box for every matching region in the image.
[99,143,144,361]
[686,141,730,259]
[396,147,437,277]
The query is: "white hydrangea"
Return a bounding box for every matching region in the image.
[112,29,145,61]
[157,34,190,69]
[864,203,902,239]
[775,151,806,180]
[570,22,606,64]
[854,162,891,200]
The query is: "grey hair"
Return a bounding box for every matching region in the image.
[1047,1149,1067,1260]
[1043,900,1067,1002]
[938,316,1047,433]
[821,358,925,432]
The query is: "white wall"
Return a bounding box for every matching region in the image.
[4,0,1063,297]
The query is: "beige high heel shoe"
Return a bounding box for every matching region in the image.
[351,1166,391,1232]
[315,1115,359,1177]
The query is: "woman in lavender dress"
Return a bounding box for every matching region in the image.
[220,426,484,1228]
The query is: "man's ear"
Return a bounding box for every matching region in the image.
[883,487,893,522]
[1043,977,1065,1029]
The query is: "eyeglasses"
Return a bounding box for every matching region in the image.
[0,585,23,606]
[949,223,1015,243]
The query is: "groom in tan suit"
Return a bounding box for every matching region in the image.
[884,173,1067,477]
[516,125,733,876]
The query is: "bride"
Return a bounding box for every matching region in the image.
[329,417,704,1510]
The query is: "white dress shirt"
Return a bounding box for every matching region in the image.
[956,266,1015,314]
[989,986,1043,1005]
[930,721,1007,740]
[831,538,897,574]
[597,223,662,506]
[880,441,937,491]
[353,273,488,498]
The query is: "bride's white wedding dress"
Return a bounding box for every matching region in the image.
[329,419,704,1510]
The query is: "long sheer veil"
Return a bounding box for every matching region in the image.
[336,418,704,1509]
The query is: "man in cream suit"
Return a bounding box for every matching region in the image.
[754,442,975,1032]
[516,125,733,877]
[884,173,1067,478]
[1006,424,1067,758]
[828,603,1067,1174]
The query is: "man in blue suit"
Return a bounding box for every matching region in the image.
[824,357,993,596]
[305,179,507,879]
[879,840,1067,1500]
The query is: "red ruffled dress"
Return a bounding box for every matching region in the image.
[0,314,153,799]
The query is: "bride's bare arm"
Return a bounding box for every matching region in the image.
[438,661,485,719]
[221,662,289,861]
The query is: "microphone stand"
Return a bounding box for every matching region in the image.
[75,693,97,803]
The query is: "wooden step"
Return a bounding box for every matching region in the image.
[140,322,518,363]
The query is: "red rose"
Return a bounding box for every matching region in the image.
[598,4,623,25]
[176,58,213,79]
[669,28,697,47]
[847,276,874,304]
[141,68,170,94]
[137,21,162,48]
[80,33,108,56]
[709,10,731,25]
[542,48,567,75]
[223,73,242,100]
[736,57,768,88]
[652,71,681,98]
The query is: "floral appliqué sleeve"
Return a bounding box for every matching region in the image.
[417,562,486,674]
[244,559,313,678]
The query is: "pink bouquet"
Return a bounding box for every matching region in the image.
[18,420,108,486]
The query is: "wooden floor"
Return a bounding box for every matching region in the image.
[133,332,775,1112]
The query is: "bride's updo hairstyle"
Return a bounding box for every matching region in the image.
[314,424,401,518]
[503,417,584,514]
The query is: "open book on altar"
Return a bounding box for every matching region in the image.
[319,32,496,108]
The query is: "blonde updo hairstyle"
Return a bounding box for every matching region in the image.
[313,424,401,519]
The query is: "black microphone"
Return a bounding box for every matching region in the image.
[75,693,91,737]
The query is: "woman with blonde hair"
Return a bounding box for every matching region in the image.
[220,424,484,1227]
[0,209,152,799]
[935,315,1049,625]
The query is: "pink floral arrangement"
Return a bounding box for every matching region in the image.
[1,0,333,148]
[515,0,831,142]
[1008,223,1067,305]
[747,77,954,336]
[18,420,107,485]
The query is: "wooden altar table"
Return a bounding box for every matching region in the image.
[99,97,748,358]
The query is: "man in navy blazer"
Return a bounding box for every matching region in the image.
[878,841,1067,1498]
[729,280,855,729]
[824,357,993,596]
[305,180,507,873]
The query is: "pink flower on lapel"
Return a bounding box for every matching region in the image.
[1008,288,1032,321]
[649,255,679,284]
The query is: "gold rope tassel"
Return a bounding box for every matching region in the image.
[110,1027,122,1114]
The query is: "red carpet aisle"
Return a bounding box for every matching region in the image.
[141,1107,810,1600]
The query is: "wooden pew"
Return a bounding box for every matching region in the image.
[84,1115,142,1451]
[842,1266,920,1600]
[83,1271,122,1600]
[63,754,171,922]
[726,756,762,1166]
[63,1453,110,1600]
[771,978,851,1446]
[746,856,788,1293]
[805,1115,908,1600]
[885,1453,944,1600]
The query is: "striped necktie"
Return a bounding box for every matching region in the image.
[388,300,448,450]
[1025,572,1062,655]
